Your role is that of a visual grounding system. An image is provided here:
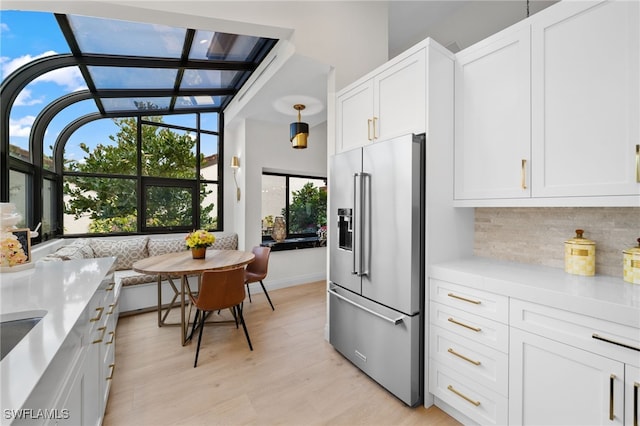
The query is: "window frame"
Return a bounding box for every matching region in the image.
[261,171,327,250]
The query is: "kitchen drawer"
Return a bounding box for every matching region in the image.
[430,325,508,396]
[430,301,509,353]
[429,359,508,426]
[430,278,508,324]
[511,298,640,366]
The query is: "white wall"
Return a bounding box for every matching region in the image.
[226,118,328,287]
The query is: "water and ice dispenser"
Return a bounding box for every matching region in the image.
[337,208,353,251]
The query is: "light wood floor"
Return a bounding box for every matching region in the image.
[104,281,461,426]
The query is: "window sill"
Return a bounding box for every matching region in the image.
[260,237,326,252]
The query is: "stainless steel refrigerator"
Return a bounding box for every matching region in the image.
[328,133,425,407]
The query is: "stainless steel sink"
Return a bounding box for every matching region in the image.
[0,311,46,361]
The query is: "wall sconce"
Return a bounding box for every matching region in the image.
[231,155,241,201]
[290,104,309,149]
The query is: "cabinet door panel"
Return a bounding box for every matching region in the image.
[336,80,374,152]
[374,50,426,141]
[531,0,640,197]
[626,365,640,426]
[454,24,531,200]
[510,327,625,425]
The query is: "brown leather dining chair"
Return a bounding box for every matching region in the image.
[188,266,252,367]
[245,246,274,310]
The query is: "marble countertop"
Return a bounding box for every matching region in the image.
[430,257,640,329]
[0,257,116,417]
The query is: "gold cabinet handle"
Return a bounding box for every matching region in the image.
[447,292,481,305]
[105,283,115,291]
[448,317,481,332]
[610,374,616,421]
[107,303,116,315]
[367,119,373,141]
[93,326,107,344]
[448,348,481,366]
[106,364,115,381]
[447,385,480,407]
[106,331,115,345]
[521,159,527,190]
[592,333,640,352]
[372,116,378,139]
[636,144,640,183]
[90,307,104,322]
[634,381,638,426]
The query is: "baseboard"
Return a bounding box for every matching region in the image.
[250,272,327,293]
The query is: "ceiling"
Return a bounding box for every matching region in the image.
[231,1,473,128]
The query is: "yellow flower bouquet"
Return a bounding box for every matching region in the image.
[185,229,216,249]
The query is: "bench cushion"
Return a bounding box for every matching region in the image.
[90,236,149,270]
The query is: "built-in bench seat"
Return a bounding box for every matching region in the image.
[38,232,238,314]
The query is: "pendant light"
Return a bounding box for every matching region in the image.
[290,104,309,149]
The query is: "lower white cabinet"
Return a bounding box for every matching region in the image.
[20,271,119,426]
[625,366,640,426]
[509,327,625,425]
[428,261,640,426]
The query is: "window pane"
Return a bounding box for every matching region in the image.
[9,170,29,228]
[67,15,186,58]
[261,175,286,236]
[174,95,225,110]
[101,97,172,113]
[45,100,100,172]
[141,124,196,178]
[145,185,193,228]
[181,69,242,89]
[200,113,218,132]
[65,118,132,174]
[42,178,56,240]
[200,183,218,230]
[63,177,137,234]
[200,133,218,181]
[190,31,264,61]
[88,66,177,89]
[289,177,327,234]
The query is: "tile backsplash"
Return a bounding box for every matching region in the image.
[474,207,640,278]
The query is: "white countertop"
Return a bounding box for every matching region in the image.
[0,257,116,416]
[430,257,640,329]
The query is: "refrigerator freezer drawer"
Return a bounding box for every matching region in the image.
[328,286,422,406]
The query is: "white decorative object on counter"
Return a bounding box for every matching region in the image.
[564,229,595,276]
[623,238,640,284]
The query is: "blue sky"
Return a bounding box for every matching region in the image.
[1,10,209,164]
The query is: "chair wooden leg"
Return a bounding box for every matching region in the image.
[259,280,275,311]
[237,303,253,351]
[193,309,206,367]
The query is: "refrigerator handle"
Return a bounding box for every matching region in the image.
[352,172,364,276]
[353,172,367,276]
[328,288,404,325]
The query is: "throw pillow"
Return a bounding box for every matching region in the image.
[90,237,149,270]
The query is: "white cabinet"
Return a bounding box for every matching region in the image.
[18,270,119,426]
[509,298,640,425]
[510,327,625,425]
[454,23,531,200]
[429,279,509,425]
[531,0,640,199]
[625,366,639,426]
[453,0,640,206]
[336,43,426,152]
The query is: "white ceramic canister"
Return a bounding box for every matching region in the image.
[623,238,640,284]
[564,229,596,276]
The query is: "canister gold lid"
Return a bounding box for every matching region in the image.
[565,229,595,246]
[623,238,640,255]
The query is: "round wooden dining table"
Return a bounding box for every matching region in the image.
[133,249,255,345]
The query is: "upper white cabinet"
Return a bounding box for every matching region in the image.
[531,0,640,199]
[454,0,640,206]
[454,23,531,200]
[336,43,426,152]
